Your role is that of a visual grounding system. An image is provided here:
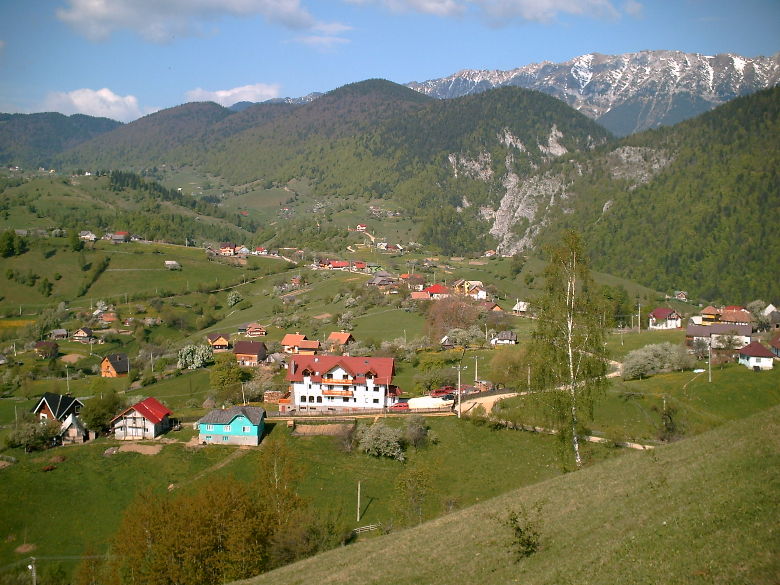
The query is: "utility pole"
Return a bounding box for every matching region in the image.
[708,341,712,383]
[65,366,70,394]
[453,363,467,419]
[637,303,641,332]
[356,480,361,523]
[474,355,479,383]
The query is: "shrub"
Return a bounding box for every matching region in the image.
[355,421,404,461]
[503,503,542,561]
[621,342,694,380]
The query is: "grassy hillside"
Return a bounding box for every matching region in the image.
[235,404,780,585]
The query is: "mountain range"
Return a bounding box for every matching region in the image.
[408,50,780,136]
[0,59,778,301]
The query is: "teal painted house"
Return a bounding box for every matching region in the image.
[197,406,265,446]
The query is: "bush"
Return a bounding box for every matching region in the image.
[355,422,404,461]
[503,503,542,561]
[621,342,694,380]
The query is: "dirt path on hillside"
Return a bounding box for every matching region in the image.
[459,392,519,415]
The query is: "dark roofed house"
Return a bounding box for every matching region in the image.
[770,335,780,358]
[32,392,83,422]
[648,308,682,330]
[197,406,266,446]
[233,341,267,367]
[101,353,129,378]
[491,331,518,345]
[34,341,58,359]
[738,341,774,371]
[49,329,68,340]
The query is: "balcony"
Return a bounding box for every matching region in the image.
[321,378,353,385]
[321,388,354,397]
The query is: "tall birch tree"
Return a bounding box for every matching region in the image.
[530,231,608,468]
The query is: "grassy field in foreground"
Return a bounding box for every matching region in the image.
[236,405,780,585]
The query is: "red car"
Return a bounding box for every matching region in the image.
[430,386,455,398]
[389,402,409,410]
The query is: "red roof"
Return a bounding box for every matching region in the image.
[112,397,171,425]
[327,331,354,345]
[114,231,129,236]
[329,260,350,268]
[650,308,678,320]
[739,341,774,359]
[287,355,395,385]
[423,284,449,295]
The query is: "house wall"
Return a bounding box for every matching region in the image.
[738,356,774,371]
[198,415,263,446]
[114,411,168,440]
[235,353,259,366]
[292,370,392,411]
[36,404,55,421]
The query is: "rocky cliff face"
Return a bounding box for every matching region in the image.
[408,50,780,136]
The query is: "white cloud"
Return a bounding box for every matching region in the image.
[293,35,351,50]
[42,88,146,122]
[56,0,317,42]
[348,0,621,22]
[185,83,282,106]
[622,0,643,17]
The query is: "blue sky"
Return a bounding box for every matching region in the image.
[0,0,777,122]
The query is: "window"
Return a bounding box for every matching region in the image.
[342,397,349,402]
[242,426,251,433]
[205,435,212,441]
[223,425,230,432]
[373,399,379,404]
[222,435,229,441]
[206,424,214,431]
[308,396,315,403]
[316,396,322,403]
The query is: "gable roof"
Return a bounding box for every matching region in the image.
[32,393,83,420]
[770,335,780,350]
[288,355,395,385]
[719,309,754,323]
[112,397,172,425]
[701,306,721,316]
[281,333,320,349]
[739,341,774,359]
[233,341,267,357]
[198,405,266,426]
[649,308,679,320]
[206,333,230,343]
[423,283,449,295]
[102,353,129,374]
[327,331,354,345]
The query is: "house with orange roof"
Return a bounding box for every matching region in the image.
[206,333,231,352]
[281,333,320,355]
[285,355,400,412]
[327,331,354,350]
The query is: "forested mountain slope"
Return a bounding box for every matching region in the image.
[489,86,780,301]
[0,112,121,168]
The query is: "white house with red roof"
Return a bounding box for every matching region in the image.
[422,283,450,300]
[111,397,173,440]
[738,341,775,371]
[281,333,320,355]
[285,355,400,412]
[648,308,682,330]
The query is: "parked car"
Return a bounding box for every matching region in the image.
[430,386,455,397]
[389,402,409,410]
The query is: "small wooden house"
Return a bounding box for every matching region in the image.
[32,392,83,423]
[34,341,58,359]
[72,327,94,343]
[206,333,231,352]
[101,353,129,378]
[233,341,267,367]
[245,323,267,337]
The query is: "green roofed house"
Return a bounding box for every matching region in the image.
[197,406,266,446]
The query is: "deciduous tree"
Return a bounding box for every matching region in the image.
[529,231,608,468]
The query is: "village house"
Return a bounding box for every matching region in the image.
[32,392,83,423]
[59,413,91,444]
[253,246,268,255]
[410,291,432,301]
[98,312,118,325]
[719,308,754,326]
[673,290,689,301]
[78,230,97,242]
[648,308,683,330]
[328,260,350,270]
[219,242,236,256]
[111,397,172,440]
[685,323,752,349]
[281,333,320,355]
[284,355,400,413]
[422,283,450,300]
[400,273,425,291]
[244,323,267,337]
[770,335,780,358]
[111,231,130,243]
[491,331,518,345]
[356,224,367,232]
[738,341,775,371]
[101,353,129,377]
[49,328,68,340]
[700,306,722,324]
[512,301,530,316]
[327,331,354,352]
[72,327,94,343]
[197,406,266,446]
[235,245,251,256]
[206,333,231,352]
[481,301,503,312]
[233,341,267,367]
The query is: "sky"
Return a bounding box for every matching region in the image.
[0,0,777,122]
